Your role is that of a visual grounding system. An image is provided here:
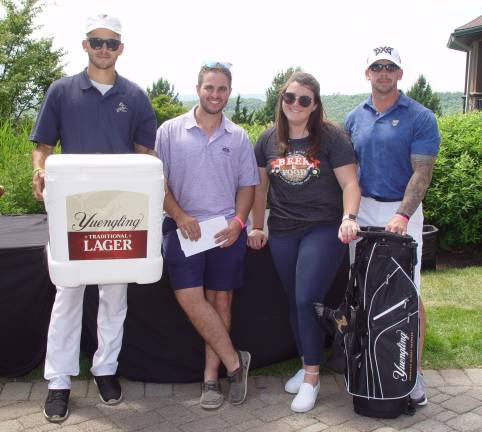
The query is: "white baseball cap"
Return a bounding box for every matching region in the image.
[85,14,122,35]
[367,46,401,68]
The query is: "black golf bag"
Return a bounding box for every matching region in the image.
[316,227,419,418]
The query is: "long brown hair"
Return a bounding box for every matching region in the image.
[275,72,327,160]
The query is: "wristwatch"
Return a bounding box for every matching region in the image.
[342,214,357,222]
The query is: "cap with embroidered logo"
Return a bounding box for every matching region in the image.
[86,14,122,35]
[367,46,401,68]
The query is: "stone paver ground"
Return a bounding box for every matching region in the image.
[0,368,481,432]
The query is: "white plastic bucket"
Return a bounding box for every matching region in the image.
[44,154,164,287]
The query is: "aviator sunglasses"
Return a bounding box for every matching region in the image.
[281,92,313,108]
[202,61,233,70]
[369,63,400,72]
[87,37,122,51]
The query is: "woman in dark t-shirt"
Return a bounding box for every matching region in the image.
[248,72,360,413]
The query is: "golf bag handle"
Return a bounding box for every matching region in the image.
[357,226,414,243]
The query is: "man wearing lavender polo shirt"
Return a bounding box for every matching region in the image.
[155,62,259,410]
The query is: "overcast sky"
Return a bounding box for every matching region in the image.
[33,0,481,97]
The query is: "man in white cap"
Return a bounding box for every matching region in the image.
[30,14,157,422]
[345,46,440,406]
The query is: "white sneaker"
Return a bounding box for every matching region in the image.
[410,372,427,406]
[285,369,304,394]
[291,382,320,413]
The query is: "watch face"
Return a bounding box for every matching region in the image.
[343,214,357,221]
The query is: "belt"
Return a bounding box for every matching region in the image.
[363,195,402,203]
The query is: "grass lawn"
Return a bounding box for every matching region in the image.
[2,267,481,383]
[422,266,482,369]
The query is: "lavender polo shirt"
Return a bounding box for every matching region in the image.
[156,107,259,221]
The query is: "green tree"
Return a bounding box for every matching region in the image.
[147,77,186,126]
[231,94,255,125]
[147,78,179,103]
[259,67,301,123]
[150,94,186,126]
[0,0,64,123]
[406,74,442,116]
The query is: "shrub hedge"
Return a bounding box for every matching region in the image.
[0,121,45,215]
[423,112,482,248]
[1,112,481,249]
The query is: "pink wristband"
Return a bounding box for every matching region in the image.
[233,216,245,229]
[395,213,409,223]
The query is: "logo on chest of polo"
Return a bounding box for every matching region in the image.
[270,151,320,185]
[116,102,128,113]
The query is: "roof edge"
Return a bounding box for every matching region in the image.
[447,34,471,51]
[453,26,482,37]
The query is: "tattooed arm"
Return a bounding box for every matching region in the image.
[385,154,436,235]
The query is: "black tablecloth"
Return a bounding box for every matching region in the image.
[1,215,348,381]
[81,247,300,383]
[82,245,348,383]
[0,215,55,377]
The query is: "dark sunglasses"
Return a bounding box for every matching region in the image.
[87,37,122,51]
[369,63,400,72]
[281,92,313,107]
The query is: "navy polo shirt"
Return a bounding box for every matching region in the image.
[345,92,440,201]
[30,70,156,154]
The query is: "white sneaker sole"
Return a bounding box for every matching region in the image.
[43,408,69,423]
[99,393,123,405]
[412,396,428,406]
[291,402,316,413]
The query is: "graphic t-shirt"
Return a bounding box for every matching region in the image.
[255,125,356,235]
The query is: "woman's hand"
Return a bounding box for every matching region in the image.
[338,219,359,244]
[247,228,268,250]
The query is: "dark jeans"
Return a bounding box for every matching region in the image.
[269,224,346,365]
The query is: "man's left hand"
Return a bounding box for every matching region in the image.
[385,215,408,235]
[215,219,242,248]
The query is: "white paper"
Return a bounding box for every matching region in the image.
[177,216,228,257]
